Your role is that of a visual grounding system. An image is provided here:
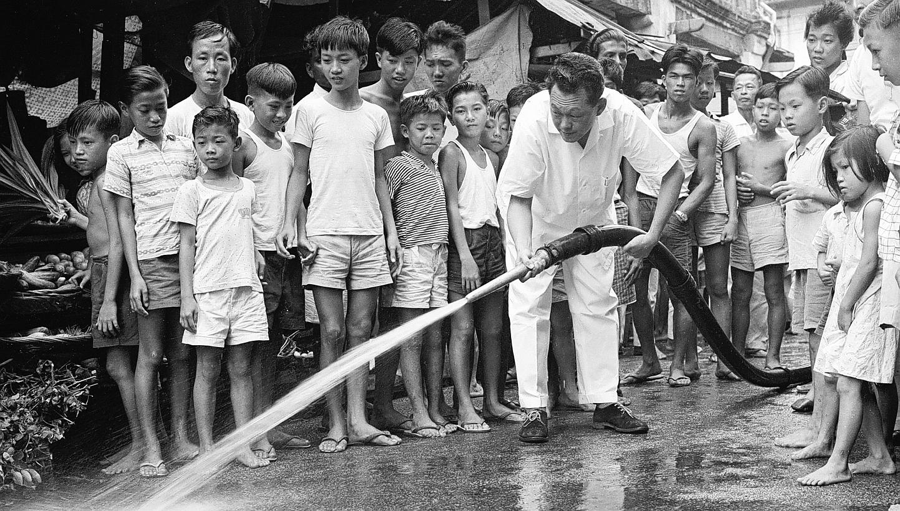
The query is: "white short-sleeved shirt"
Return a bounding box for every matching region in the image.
[813,203,848,269]
[284,84,328,141]
[291,96,394,236]
[497,89,680,246]
[165,96,255,139]
[847,46,900,131]
[103,130,200,260]
[169,177,263,294]
[721,111,754,139]
[784,127,835,270]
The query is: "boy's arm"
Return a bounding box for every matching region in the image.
[816,252,835,288]
[625,160,684,260]
[232,133,255,178]
[721,146,739,243]
[374,148,401,278]
[439,144,480,293]
[675,119,716,217]
[97,179,123,337]
[620,159,643,283]
[112,194,149,317]
[276,143,312,259]
[837,200,882,331]
[178,223,199,333]
[59,200,89,230]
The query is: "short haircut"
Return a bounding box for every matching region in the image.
[598,57,624,91]
[733,65,763,84]
[753,82,778,103]
[317,16,369,57]
[400,90,447,126]
[246,62,296,99]
[487,98,509,119]
[545,52,605,106]
[424,21,466,62]
[823,125,889,196]
[188,20,240,57]
[67,100,121,139]
[859,0,900,31]
[506,82,543,109]
[587,27,628,57]
[806,1,855,47]
[120,65,168,105]
[300,25,322,64]
[635,81,659,99]
[775,65,830,100]
[446,81,489,109]
[376,17,425,56]
[192,105,240,139]
[661,43,703,76]
[700,57,720,80]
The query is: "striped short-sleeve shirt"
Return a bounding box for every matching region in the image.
[104,129,200,260]
[385,152,449,248]
[879,110,900,262]
[698,116,740,214]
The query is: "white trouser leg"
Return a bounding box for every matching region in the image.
[563,248,619,405]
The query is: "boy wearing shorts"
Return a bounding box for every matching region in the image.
[276,17,402,453]
[172,106,269,469]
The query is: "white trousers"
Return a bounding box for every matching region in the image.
[507,243,620,408]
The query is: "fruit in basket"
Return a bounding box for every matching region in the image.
[58,253,71,261]
[45,254,60,264]
[74,260,88,271]
[54,263,66,273]
[71,250,85,260]
[22,256,41,272]
[56,276,66,287]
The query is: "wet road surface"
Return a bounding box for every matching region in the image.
[6,333,900,510]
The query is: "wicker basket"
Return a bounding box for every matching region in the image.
[0,332,93,355]
[0,285,91,331]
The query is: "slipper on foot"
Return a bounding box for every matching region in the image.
[715,370,741,381]
[621,373,664,385]
[458,421,492,433]
[405,426,444,439]
[252,447,278,462]
[667,376,692,388]
[349,432,402,447]
[435,421,460,434]
[139,461,169,478]
[273,435,311,450]
[791,397,814,414]
[318,436,348,453]
[484,411,527,422]
[745,348,768,358]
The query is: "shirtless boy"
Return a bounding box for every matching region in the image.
[732,83,793,371]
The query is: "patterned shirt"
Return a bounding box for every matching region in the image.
[385,152,449,248]
[698,116,740,214]
[878,110,900,262]
[784,127,834,270]
[104,129,200,260]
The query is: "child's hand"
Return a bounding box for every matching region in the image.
[180,296,199,334]
[623,253,642,286]
[817,265,835,288]
[622,233,658,261]
[255,251,267,285]
[130,276,150,317]
[275,225,297,259]
[297,236,318,266]
[386,234,402,279]
[97,300,120,337]
[69,268,90,288]
[461,254,482,293]
[735,173,756,204]
[720,218,737,244]
[58,199,88,228]
[837,303,853,332]
[771,181,811,204]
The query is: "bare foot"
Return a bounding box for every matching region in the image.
[235,448,269,469]
[797,464,851,486]
[791,441,832,460]
[99,444,130,467]
[370,408,411,431]
[775,428,815,448]
[102,445,144,475]
[849,456,897,475]
[170,439,200,462]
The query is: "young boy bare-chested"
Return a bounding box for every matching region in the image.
[732,83,794,371]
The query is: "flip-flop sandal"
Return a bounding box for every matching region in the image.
[667,376,692,388]
[484,411,527,422]
[715,370,741,381]
[621,373,664,385]
[686,371,702,381]
[499,398,521,410]
[349,432,402,447]
[380,418,414,437]
[435,421,460,434]
[405,426,444,439]
[252,447,278,462]
[318,436,348,453]
[139,461,169,478]
[458,421,492,433]
[273,435,311,450]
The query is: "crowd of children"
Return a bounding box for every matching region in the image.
[45,0,900,487]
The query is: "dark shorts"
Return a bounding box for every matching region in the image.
[262,251,305,331]
[448,225,506,295]
[638,194,691,271]
[91,256,139,348]
[137,253,181,310]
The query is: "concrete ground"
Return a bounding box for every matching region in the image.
[6,333,900,511]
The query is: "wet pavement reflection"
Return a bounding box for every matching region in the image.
[5,333,900,510]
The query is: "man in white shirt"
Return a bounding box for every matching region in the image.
[497,53,682,443]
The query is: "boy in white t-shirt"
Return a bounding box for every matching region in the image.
[276,16,402,453]
[171,106,269,469]
[165,21,254,138]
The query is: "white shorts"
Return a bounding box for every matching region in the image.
[382,244,449,309]
[182,286,268,348]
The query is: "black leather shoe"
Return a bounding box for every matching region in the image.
[592,403,649,434]
[518,409,549,443]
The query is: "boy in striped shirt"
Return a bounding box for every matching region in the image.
[381,92,451,437]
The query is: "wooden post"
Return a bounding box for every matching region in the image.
[477,0,490,27]
[78,24,94,103]
[99,3,125,105]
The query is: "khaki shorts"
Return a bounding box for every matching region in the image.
[794,269,832,332]
[731,202,789,272]
[182,286,268,348]
[448,225,506,296]
[303,234,393,291]
[261,251,305,331]
[382,244,449,309]
[91,255,139,348]
[880,259,900,329]
[639,194,691,270]
[138,253,181,310]
[693,211,729,248]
